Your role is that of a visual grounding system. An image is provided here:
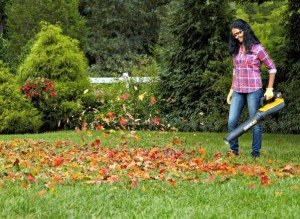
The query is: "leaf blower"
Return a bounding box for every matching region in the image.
[224,92,285,145]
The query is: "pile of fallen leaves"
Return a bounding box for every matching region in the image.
[0,135,299,191]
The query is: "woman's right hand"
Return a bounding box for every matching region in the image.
[227,89,234,104]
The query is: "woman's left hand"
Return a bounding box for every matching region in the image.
[264,87,274,100]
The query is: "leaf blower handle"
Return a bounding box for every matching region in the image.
[260,92,282,106]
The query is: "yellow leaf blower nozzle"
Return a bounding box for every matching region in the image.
[224,92,285,145]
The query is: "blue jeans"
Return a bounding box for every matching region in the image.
[228,89,263,156]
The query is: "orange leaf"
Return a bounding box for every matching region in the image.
[71,173,78,180]
[38,190,46,196]
[199,148,206,159]
[133,135,139,142]
[248,182,256,189]
[46,181,55,188]
[291,185,298,190]
[122,141,128,147]
[21,182,28,188]
[167,178,176,186]
[106,175,119,183]
[149,148,157,159]
[172,137,181,145]
[282,165,296,174]
[54,141,62,147]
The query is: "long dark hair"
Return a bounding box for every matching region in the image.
[228,19,260,55]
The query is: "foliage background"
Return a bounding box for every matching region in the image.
[0,0,298,134]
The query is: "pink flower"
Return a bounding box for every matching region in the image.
[150,97,157,104]
[96,125,104,130]
[120,94,129,100]
[50,92,57,97]
[152,117,160,125]
[119,118,127,126]
[25,93,32,99]
[107,112,115,120]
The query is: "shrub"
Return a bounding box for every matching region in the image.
[0,61,42,133]
[17,23,92,131]
[89,81,167,131]
[83,59,171,131]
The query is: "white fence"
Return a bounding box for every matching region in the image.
[90,73,155,84]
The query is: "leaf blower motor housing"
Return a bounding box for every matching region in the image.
[224,92,285,145]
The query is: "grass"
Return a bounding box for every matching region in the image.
[0,130,299,218]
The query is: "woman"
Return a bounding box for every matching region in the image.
[226,19,277,157]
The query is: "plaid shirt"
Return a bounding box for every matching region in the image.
[233,43,277,93]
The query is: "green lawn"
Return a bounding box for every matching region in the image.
[0,130,299,218]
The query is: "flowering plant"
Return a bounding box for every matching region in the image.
[20,77,57,100]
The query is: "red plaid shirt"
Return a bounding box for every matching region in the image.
[233,43,276,93]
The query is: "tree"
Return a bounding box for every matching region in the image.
[18,23,91,131]
[5,0,87,66]
[157,0,234,131]
[276,0,300,133]
[235,1,287,62]
[81,0,169,76]
[0,0,10,63]
[0,0,9,34]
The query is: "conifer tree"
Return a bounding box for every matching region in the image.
[18,23,91,130]
[158,0,233,131]
[5,0,87,65]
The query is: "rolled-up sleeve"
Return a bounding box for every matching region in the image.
[257,45,277,74]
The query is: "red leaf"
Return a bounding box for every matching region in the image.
[107,150,115,158]
[96,125,104,130]
[94,139,101,146]
[261,175,269,186]
[213,152,222,159]
[131,179,139,188]
[53,157,65,167]
[119,118,127,126]
[26,175,35,183]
